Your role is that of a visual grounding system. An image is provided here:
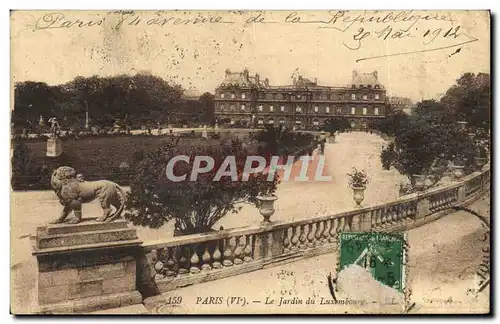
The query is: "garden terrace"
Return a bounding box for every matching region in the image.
[137,164,490,296]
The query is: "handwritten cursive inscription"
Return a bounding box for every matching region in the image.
[34,13,106,30]
[31,10,479,63]
[284,10,478,61]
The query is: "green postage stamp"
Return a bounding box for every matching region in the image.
[338,232,407,293]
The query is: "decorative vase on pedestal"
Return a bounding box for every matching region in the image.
[452,165,465,179]
[351,186,366,207]
[474,157,486,171]
[412,174,426,191]
[257,195,278,223]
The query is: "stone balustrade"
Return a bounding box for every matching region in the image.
[139,165,490,295]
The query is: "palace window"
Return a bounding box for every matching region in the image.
[313,120,319,126]
[220,105,225,112]
[362,107,367,115]
[258,105,263,112]
[351,107,356,115]
[241,104,246,111]
[230,105,236,111]
[242,93,246,99]
[363,95,367,100]
[351,94,356,100]
[231,93,235,99]
[326,107,330,113]
[281,106,285,112]
[337,108,341,115]
[374,107,380,115]
[296,106,302,112]
[270,106,274,112]
[220,93,225,98]
[268,119,275,124]
[314,106,319,112]
[375,94,380,100]
[279,118,285,124]
[258,118,264,125]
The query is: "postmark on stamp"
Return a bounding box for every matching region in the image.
[339,232,406,292]
[331,231,409,313]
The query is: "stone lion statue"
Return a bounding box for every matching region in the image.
[50,166,126,224]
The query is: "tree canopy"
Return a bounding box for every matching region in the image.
[13,74,214,131]
[125,140,278,235]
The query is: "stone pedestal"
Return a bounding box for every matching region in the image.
[32,219,143,314]
[46,138,63,157]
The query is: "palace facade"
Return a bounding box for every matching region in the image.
[213,69,388,130]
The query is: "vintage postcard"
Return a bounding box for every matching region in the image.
[10,10,491,315]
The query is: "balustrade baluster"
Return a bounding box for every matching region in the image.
[371,211,377,228]
[212,241,223,269]
[329,219,337,243]
[290,226,299,250]
[233,237,244,265]
[165,247,177,277]
[283,228,291,253]
[222,238,234,267]
[201,247,212,271]
[153,249,164,275]
[323,220,331,242]
[344,216,352,231]
[178,247,189,274]
[243,235,253,262]
[315,221,323,245]
[306,223,315,247]
[393,206,399,223]
[189,247,201,274]
[380,209,385,226]
[299,224,307,248]
[337,217,345,233]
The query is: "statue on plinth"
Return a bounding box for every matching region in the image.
[50,166,127,224]
[47,117,61,138]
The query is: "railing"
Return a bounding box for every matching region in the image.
[139,165,490,294]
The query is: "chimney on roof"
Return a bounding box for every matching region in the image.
[225,69,231,77]
[314,78,317,84]
[255,73,260,84]
[372,70,378,80]
[243,68,249,80]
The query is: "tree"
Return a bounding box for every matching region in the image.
[252,124,316,158]
[124,140,278,235]
[11,141,43,189]
[381,115,471,185]
[412,99,449,123]
[371,108,408,136]
[198,92,215,124]
[440,72,490,130]
[322,117,350,134]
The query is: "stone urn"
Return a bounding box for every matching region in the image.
[351,186,366,207]
[412,174,426,191]
[452,165,465,179]
[474,157,487,171]
[257,195,278,223]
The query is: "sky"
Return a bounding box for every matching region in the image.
[10,10,490,103]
